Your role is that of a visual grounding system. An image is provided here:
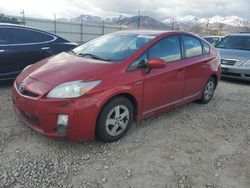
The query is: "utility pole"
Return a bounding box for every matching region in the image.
[138,10,141,29]
[220,23,223,35]
[205,19,209,35]
[20,10,25,25]
[171,18,175,30]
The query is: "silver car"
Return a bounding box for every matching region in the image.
[203,36,224,46]
[216,33,250,81]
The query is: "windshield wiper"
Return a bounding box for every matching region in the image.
[77,53,111,61]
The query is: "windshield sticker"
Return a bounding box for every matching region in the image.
[137,35,156,39]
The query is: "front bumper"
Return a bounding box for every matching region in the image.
[12,82,102,141]
[221,65,250,81]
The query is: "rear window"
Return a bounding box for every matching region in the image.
[183,35,203,58]
[0,28,10,45]
[204,37,220,45]
[9,28,54,44]
[216,35,250,51]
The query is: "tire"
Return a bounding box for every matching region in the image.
[199,77,216,104]
[96,96,134,142]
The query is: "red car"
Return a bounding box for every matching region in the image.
[12,30,221,142]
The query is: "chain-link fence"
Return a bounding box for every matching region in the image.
[10,16,125,44]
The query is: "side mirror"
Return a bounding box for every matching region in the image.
[147,58,166,69]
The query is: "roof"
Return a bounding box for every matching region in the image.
[228,33,250,37]
[0,23,27,27]
[203,36,224,38]
[114,30,189,36]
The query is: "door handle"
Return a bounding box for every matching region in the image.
[41,47,50,50]
[177,68,185,77]
[0,49,5,53]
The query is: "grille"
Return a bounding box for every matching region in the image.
[22,90,39,98]
[20,109,40,126]
[221,59,237,66]
[222,72,241,77]
[17,82,39,98]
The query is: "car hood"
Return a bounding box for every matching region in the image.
[218,48,250,61]
[25,52,117,85]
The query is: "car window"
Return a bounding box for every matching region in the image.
[204,37,219,45]
[127,53,147,71]
[9,28,54,44]
[183,35,203,58]
[0,28,10,45]
[216,35,250,51]
[201,40,210,54]
[148,35,181,62]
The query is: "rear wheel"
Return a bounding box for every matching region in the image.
[96,96,133,142]
[199,77,216,104]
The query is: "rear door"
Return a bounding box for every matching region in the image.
[181,35,208,99]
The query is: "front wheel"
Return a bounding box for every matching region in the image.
[96,96,134,142]
[199,77,216,104]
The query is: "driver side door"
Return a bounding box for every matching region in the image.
[142,35,185,117]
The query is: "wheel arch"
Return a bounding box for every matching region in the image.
[95,92,139,137]
[210,74,218,88]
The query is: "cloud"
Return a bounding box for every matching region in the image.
[0,0,249,20]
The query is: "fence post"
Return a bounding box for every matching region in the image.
[54,14,57,35]
[102,20,105,35]
[81,17,83,43]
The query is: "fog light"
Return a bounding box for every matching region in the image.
[57,114,69,133]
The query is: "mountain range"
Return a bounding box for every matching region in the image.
[60,14,250,35]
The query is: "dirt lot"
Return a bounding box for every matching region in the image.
[0,79,249,188]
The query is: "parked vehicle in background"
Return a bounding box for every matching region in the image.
[0,23,77,80]
[12,30,221,142]
[203,36,224,46]
[216,33,250,81]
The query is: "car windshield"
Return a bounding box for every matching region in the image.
[71,33,156,61]
[204,37,220,45]
[216,35,250,50]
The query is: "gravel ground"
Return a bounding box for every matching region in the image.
[0,79,249,188]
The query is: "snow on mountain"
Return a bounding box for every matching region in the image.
[163,15,249,27]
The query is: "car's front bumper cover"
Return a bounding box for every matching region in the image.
[12,81,102,141]
[221,65,250,81]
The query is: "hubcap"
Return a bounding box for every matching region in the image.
[204,81,214,100]
[105,105,129,136]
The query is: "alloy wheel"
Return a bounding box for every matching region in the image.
[105,105,129,136]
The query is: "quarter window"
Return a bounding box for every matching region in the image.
[127,53,147,71]
[148,35,181,62]
[183,35,203,58]
[202,40,210,54]
[9,28,54,44]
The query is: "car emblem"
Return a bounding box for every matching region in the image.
[18,82,25,93]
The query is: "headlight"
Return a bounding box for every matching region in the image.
[47,80,101,99]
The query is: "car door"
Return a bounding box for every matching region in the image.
[142,35,185,116]
[181,35,208,99]
[1,27,56,78]
[0,27,14,79]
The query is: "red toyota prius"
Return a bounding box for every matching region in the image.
[12,30,221,142]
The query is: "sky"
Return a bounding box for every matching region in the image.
[0,0,249,20]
